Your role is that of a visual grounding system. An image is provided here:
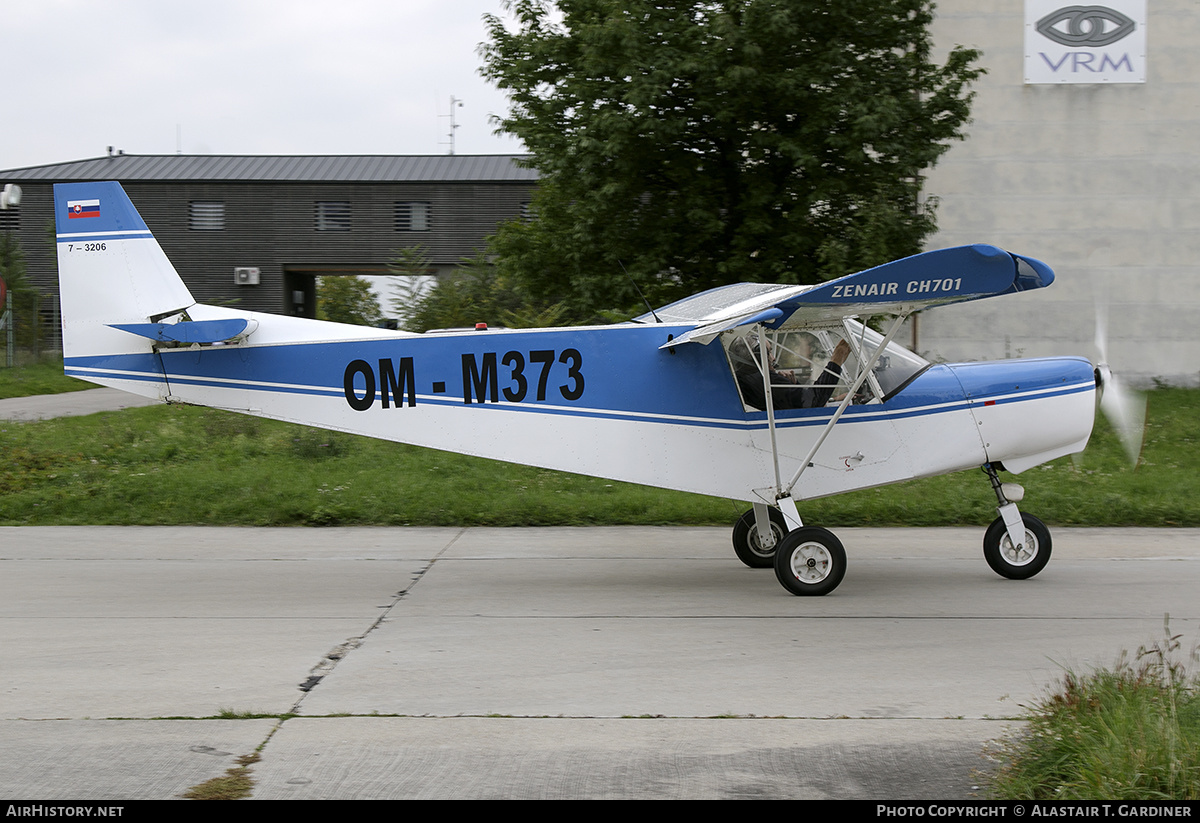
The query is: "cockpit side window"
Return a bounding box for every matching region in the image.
[723,321,930,412]
[723,326,857,412]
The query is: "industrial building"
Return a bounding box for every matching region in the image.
[0,153,536,338]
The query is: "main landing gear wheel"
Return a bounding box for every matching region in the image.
[983,513,1052,580]
[773,527,846,596]
[732,508,789,568]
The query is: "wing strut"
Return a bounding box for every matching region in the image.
[772,314,909,501]
[760,330,784,496]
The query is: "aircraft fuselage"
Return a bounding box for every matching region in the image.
[66,319,1096,503]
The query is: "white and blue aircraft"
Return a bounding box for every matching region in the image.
[54,181,1136,596]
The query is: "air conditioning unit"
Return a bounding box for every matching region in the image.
[234,267,260,286]
[0,184,21,209]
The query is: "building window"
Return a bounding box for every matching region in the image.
[0,206,17,232]
[315,201,352,232]
[188,202,225,231]
[394,201,430,232]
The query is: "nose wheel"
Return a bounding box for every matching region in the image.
[983,513,1052,579]
[981,463,1052,580]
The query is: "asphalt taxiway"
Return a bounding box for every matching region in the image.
[0,387,156,421]
[2,524,1197,799]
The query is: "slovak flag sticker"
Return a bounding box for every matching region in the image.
[67,199,100,219]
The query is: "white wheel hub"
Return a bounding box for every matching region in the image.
[788,542,833,584]
[1000,530,1038,566]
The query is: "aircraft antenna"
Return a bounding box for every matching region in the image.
[619,260,660,323]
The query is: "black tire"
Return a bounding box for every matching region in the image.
[983,514,1052,580]
[731,508,789,568]
[773,527,847,596]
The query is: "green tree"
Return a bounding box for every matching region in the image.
[482,0,984,317]
[386,247,440,332]
[0,232,30,296]
[316,275,384,327]
[0,232,43,359]
[389,249,567,333]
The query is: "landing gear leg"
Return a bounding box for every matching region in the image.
[732,504,788,568]
[730,497,804,569]
[981,463,1052,579]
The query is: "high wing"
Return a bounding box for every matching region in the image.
[660,245,1053,348]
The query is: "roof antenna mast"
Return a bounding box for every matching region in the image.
[440,96,464,155]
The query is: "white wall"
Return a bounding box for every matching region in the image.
[920,1,1200,387]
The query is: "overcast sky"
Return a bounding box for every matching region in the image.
[2,0,525,170]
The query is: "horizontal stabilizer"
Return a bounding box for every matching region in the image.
[110,318,252,344]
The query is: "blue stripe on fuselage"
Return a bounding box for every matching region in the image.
[69,325,747,420]
[64,328,1095,431]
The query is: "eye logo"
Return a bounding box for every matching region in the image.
[1036,5,1136,47]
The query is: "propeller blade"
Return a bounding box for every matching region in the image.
[1070,449,1084,472]
[1099,370,1147,467]
[1093,278,1145,467]
[1093,290,1109,366]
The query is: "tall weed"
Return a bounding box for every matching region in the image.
[989,619,1200,800]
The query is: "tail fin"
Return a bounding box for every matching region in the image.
[55,181,195,393]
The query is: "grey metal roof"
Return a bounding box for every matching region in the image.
[0,154,539,183]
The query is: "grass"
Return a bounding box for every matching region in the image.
[988,622,1200,800]
[0,358,93,399]
[0,385,1197,527]
[181,752,261,800]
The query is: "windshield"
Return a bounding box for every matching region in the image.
[843,320,929,399]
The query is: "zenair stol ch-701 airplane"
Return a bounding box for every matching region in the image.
[54,181,1141,596]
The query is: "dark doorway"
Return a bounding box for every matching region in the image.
[283,271,316,318]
